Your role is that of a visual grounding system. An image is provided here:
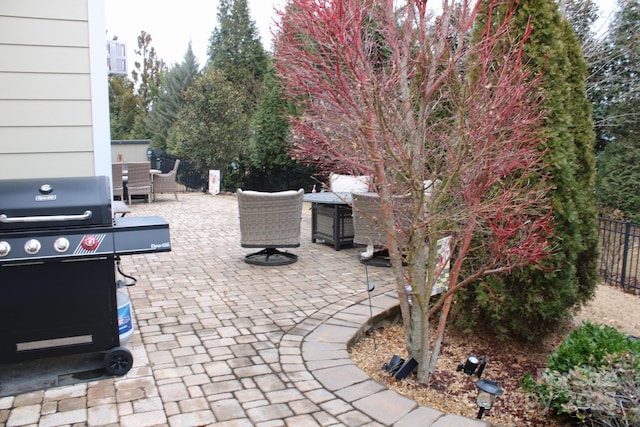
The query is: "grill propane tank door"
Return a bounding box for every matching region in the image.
[0,257,119,362]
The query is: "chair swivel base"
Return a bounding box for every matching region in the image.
[359,249,407,268]
[243,248,298,266]
[359,249,392,268]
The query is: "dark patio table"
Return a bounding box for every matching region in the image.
[303,192,354,250]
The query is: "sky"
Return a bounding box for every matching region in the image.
[105,0,616,69]
[105,0,286,67]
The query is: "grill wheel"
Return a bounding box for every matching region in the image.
[103,346,133,376]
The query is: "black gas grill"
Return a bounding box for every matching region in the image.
[0,176,170,375]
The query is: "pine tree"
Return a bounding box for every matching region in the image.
[249,60,314,191]
[596,138,640,222]
[558,0,599,44]
[600,0,640,141]
[207,0,268,113]
[589,0,640,221]
[147,43,200,151]
[250,61,291,167]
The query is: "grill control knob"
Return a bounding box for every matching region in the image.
[54,237,70,253]
[0,241,10,257]
[39,184,53,194]
[81,235,99,251]
[24,239,41,255]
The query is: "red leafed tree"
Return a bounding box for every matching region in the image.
[274,0,554,383]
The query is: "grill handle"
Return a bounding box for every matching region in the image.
[0,210,93,224]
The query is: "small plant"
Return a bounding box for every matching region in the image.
[523,321,640,426]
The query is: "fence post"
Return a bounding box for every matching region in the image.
[621,221,632,289]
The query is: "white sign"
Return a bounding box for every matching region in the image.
[208,170,220,195]
[430,236,453,296]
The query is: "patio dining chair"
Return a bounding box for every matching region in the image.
[111,162,124,201]
[153,159,180,201]
[237,188,304,266]
[126,161,152,204]
[352,192,409,267]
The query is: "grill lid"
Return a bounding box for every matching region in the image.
[0,176,112,232]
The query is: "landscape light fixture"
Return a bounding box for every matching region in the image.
[475,355,489,378]
[457,355,479,375]
[475,379,503,419]
[365,263,376,350]
[457,354,489,377]
[381,355,405,376]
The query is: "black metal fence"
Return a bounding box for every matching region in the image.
[150,151,318,193]
[152,152,208,192]
[599,217,640,291]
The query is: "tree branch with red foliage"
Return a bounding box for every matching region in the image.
[274,0,553,383]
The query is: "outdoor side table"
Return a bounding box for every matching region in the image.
[304,192,354,250]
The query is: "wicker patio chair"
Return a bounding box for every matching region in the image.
[352,192,409,267]
[111,162,124,201]
[237,188,304,266]
[153,159,180,201]
[126,161,152,204]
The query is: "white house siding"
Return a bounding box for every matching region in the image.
[0,0,109,180]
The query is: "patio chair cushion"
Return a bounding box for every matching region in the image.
[329,173,371,193]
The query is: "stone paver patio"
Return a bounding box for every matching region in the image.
[0,193,493,427]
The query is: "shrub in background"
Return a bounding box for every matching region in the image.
[523,321,640,426]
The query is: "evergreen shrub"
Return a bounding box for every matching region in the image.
[523,322,640,426]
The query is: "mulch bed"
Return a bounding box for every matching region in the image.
[349,322,572,426]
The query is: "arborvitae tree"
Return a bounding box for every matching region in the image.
[453,0,599,341]
[147,43,200,151]
[207,0,268,114]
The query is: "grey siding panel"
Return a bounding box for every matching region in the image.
[0,152,94,179]
[0,0,87,21]
[0,100,93,127]
[0,45,90,73]
[0,127,93,153]
[0,17,88,47]
[0,73,91,100]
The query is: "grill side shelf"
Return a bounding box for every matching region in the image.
[112,216,171,255]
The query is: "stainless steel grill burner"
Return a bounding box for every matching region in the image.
[0,176,171,375]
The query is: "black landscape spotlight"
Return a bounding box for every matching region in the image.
[457,355,479,375]
[457,354,489,377]
[475,379,503,419]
